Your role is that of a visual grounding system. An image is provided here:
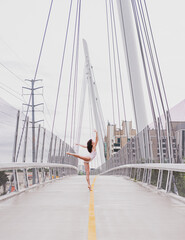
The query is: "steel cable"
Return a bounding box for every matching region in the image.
[109,0,122,142]
[141,0,175,138]
[51,0,73,134]
[118,0,140,135]
[110,0,129,141]
[70,0,81,148]
[105,0,115,124]
[63,0,81,160]
[135,0,165,138]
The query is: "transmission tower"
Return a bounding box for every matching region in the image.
[22,79,44,184]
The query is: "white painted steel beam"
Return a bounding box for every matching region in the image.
[116,0,147,132]
[82,39,106,165]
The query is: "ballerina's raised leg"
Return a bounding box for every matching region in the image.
[66,152,91,162]
[66,152,92,191]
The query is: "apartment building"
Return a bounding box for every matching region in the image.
[105,121,136,160]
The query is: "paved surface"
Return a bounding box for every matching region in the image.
[0,175,185,240]
[0,176,90,240]
[95,176,185,240]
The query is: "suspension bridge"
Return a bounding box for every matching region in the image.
[0,0,185,240]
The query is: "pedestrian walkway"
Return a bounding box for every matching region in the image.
[0,175,185,240]
[95,176,185,240]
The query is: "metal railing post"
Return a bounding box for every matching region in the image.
[12,110,20,191]
[23,117,29,163]
[35,125,41,184]
[166,170,173,192]
[41,168,45,182]
[12,110,20,163]
[23,169,29,188]
[35,125,41,162]
[53,136,57,163]
[49,168,52,180]
[41,128,46,163]
[48,133,54,163]
[157,117,163,163]
[157,170,163,189]
[166,111,174,163]
[22,116,29,188]
[58,139,62,161]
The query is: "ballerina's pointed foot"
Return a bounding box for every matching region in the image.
[88,185,92,191]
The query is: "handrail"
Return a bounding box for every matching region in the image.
[100,163,185,196]
[0,162,78,171]
[100,163,185,175]
[0,162,78,200]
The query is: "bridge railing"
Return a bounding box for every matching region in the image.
[98,123,185,199]
[0,163,78,199]
[0,109,78,199]
[97,154,185,199]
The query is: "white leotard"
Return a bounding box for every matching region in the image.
[89,150,97,161]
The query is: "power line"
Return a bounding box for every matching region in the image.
[0,86,24,102]
[0,81,22,96]
[0,34,35,75]
[0,61,27,86]
[0,110,16,119]
[15,0,54,162]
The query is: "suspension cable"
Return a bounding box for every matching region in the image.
[138,2,166,119]
[63,0,81,150]
[118,0,140,135]
[140,0,175,137]
[51,0,73,134]
[135,0,165,137]
[131,0,164,160]
[136,0,173,138]
[105,0,115,124]
[143,0,170,114]
[70,0,82,147]
[111,0,129,141]
[134,0,176,163]
[109,0,122,142]
[132,1,158,129]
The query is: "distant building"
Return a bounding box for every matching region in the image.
[105,99,185,163]
[175,129,185,163]
[147,121,185,163]
[105,120,185,163]
[105,121,136,160]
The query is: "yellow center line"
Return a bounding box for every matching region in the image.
[88,176,97,240]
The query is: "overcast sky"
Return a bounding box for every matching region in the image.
[0,0,185,165]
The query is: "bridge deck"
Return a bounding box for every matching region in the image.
[0,175,185,240]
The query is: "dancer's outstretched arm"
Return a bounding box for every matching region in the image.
[67,152,91,162]
[94,130,98,146]
[76,143,87,148]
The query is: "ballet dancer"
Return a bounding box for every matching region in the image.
[67,130,98,191]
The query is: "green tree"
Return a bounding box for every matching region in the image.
[0,171,9,195]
